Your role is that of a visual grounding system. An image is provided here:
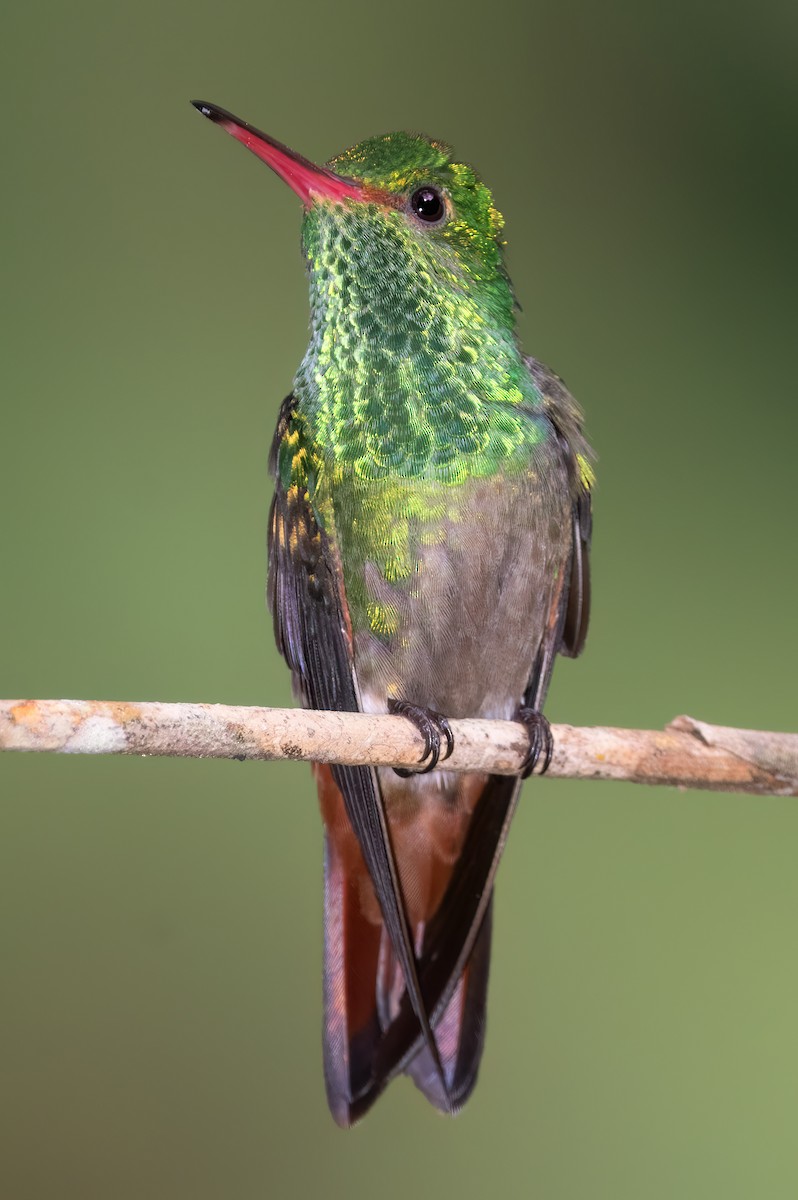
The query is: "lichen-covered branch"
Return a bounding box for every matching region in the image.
[1,699,796,796]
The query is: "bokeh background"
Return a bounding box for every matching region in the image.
[2,0,797,1196]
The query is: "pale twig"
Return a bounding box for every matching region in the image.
[0,699,796,796]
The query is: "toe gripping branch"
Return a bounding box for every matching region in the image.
[388,700,455,778]
[516,708,554,778]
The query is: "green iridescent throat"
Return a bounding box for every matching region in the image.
[291,198,546,487]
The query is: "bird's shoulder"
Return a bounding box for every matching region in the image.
[523,355,595,499]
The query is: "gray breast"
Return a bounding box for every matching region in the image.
[352,443,572,722]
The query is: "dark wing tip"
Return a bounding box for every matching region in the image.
[560,496,591,658]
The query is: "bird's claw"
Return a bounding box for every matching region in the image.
[516,707,553,778]
[388,699,454,777]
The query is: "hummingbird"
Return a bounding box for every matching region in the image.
[192,100,593,1126]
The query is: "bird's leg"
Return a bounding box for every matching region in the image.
[387,699,454,778]
[515,707,554,778]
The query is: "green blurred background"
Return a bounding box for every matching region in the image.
[2,0,797,1195]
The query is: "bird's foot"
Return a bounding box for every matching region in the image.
[388,699,454,777]
[516,707,553,778]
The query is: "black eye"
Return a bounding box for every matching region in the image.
[409,186,446,224]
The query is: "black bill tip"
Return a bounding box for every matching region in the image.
[191,100,226,123]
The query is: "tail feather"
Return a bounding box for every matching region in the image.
[322,830,384,1125]
[406,897,492,1111]
[323,825,494,1124]
[317,762,517,1125]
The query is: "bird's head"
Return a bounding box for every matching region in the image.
[192,103,514,325]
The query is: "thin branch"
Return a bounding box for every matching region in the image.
[1,699,796,796]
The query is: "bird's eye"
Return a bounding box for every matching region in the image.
[408,186,447,225]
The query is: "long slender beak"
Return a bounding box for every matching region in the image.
[191,101,364,207]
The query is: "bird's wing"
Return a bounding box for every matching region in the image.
[524,357,593,707]
[267,394,450,1118]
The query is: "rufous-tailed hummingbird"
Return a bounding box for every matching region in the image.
[192,101,594,1126]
